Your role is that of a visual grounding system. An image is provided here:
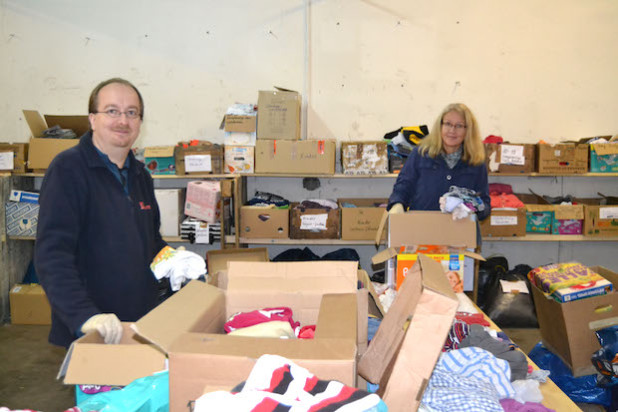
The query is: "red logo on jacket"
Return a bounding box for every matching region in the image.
[139,202,152,210]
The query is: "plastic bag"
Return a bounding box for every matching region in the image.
[528,343,610,407]
[478,258,538,328]
[591,325,618,386]
[74,371,168,412]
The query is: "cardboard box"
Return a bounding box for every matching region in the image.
[5,202,39,237]
[480,208,527,237]
[205,248,269,278]
[537,143,588,174]
[590,143,618,173]
[485,143,536,174]
[9,190,39,204]
[519,192,553,233]
[379,211,484,292]
[175,141,224,175]
[58,261,359,396]
[358,255,458,410]
[339,198,387,241]
[224,145,254,174]
[154,189,185,237]
[525,204,554,234]
[395,246,468,291]
[255,139,336,175]
[257,89,301,140]
[531,266,618,376]
[0,143,28,173]
[289,202,340,239]
[240,206,289,239]
[23,110,86,171]
[552,204,584,235]
[184,180,221,223]
[223,115,256,133]
[341,142,389,175]
[584,204,618,237]
[144,146,176,175]
[9,284,51,325]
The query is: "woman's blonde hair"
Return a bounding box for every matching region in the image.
[418,103,485,165]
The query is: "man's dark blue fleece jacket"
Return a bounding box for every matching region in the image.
[35,131,167,348]
[388,147,491,221]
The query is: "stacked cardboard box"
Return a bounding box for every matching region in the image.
[485,143,536,174]
[23,110,85,171]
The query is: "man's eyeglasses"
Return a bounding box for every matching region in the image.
[442,121,466,131]
[94,109,141,119]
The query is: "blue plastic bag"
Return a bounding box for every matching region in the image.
[75,370,168,412]
[528,343,610,407]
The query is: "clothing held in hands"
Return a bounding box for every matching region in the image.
[150,246,206,291]
[439,185,485,220]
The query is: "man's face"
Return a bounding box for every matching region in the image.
[88,83,142,151]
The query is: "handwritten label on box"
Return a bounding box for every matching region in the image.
[0,151,14,170]
[300,214,328,231]
[490,215,518,226]
[185,155,212,172]
[600,207,618,220]
[500,145,525,165]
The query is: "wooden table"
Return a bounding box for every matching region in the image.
[457,293,582,411]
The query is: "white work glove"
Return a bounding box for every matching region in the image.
[388,203,404,214]
[81,313,123,344]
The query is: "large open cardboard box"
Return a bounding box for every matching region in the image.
[23,110,87,171]
[58,261,360,412]
[358,254,459,410]
[531,266,618,377]
[375,211,483,293]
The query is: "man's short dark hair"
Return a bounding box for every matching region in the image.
[88,78,144,120]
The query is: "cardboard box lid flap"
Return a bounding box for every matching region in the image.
[61,340,166,385]
[389,211,477,248]
[206,248,269,276]
[592,144,618,155]
[314,293,358,340]
[554,205,584,220]
[144,146,175,157]
[23,110,48,137]
[44,115,90,136]
[132,280,225,353]
[225,261,358,292]
[525,204,555,212]
[418,254,458,300]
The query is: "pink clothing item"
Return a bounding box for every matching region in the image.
[500,399,555,412]
[224,307,300,335]
[298,325,316,339]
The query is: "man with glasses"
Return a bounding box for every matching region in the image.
[35,78,167,348]
[387,102,490,222]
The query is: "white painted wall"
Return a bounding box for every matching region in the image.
[2,0,617,144]
[3,1,618,273]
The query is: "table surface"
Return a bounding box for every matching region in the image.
[457,293,582,411]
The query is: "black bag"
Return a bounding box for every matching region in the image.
[483,262,539,328]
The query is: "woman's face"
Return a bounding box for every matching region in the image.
[440,110,467,154]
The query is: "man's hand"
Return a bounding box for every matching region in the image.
[388,203,404,214]
[81,313,123,344]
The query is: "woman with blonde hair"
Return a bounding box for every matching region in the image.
[388,103,490,225]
